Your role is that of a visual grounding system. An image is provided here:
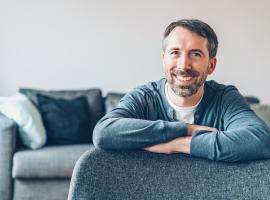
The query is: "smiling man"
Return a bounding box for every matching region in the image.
[93,19,270,162]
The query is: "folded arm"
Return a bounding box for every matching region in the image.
[145,88,270,162]
[190,88,270,162]
[144,124,216,154]
[93,89,188,150]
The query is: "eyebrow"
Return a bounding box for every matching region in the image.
[190,49,205,56]
[168,48,205,56]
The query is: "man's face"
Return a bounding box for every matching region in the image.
[162,27,216,97]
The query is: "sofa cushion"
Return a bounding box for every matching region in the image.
[251,104,270,128]
[37,94,91,145]
[19,88,104,141]
[12,144,93,178]
[105,92,125,113]
[14,179,70,200]
[0,94,46,149]
[244,96,260,104]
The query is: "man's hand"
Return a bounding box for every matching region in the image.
[144,124,217,154]
[144,136,192,154]
[187,124,217,136]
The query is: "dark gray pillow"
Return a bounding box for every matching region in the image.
[37,94,91,145]
[19,88,104,140]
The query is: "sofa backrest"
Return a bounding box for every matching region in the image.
[104,92,125,114]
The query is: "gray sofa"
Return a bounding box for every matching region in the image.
[68,148,270,200]
[0,90,124,200]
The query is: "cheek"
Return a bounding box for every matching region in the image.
[192,60,210,73]
[163,58,175,71]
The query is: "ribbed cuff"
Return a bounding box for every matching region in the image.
[190,130,215,160]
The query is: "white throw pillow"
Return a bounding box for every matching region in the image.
[0,94,47,149]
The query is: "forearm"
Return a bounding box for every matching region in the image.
[93,116,188,150]
[144,136,192,154]
[144,124,217,155]
[191,125,270,162]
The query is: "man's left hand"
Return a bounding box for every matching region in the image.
[144,136,192,154]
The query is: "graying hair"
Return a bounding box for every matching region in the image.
[162,19,218,58]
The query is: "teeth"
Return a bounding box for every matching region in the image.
[176,76,192,81]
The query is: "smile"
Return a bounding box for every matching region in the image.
[178,76,193,81]
[173,74,194,82]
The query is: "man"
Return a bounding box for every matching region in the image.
[93,19,270,162]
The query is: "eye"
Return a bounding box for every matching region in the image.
[170,51,179,55]
[171,51,178,54]
[190,52,202,57]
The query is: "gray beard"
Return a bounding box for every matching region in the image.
[169,73,207,97]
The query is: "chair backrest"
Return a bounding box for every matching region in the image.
[68,149,270,200]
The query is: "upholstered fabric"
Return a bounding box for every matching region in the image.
[251,104,270,128]
[105,92,125,113]
[19,88,104,139]
[13,179,70,200]
[69,149,270,200]
[245,96,260,104]
[13,144,92,178]
[0,113,16,200]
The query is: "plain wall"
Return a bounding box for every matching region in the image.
[1,0,270,103]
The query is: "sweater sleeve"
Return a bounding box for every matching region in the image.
[93,88,187,150]
[190,87,270,162]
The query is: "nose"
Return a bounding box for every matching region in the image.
[176,53,191,70]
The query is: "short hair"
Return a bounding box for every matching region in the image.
[162,19,218,58]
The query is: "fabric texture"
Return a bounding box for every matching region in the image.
[19,87,104,141]
[68,149,270,200]
[251,104,270,128]
[105,92,125,113]
[0,94,46,149]
[37,94,91,145]
[0,113,16,200]
[14,179,70,200]
[93,78,270,162]
[13,144,91,178]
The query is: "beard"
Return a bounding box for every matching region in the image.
[166,68,207,97]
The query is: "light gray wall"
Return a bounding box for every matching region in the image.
[1,0,270,103]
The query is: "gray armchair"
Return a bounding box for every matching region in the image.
[68,149,270,200]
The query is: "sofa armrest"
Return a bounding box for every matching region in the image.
[69,149,270,200]
[0,113,17,200]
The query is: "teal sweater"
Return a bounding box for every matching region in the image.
[93,78,270,162]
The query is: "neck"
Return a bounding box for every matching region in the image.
[167,84,204,107]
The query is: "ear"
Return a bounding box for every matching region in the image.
[207,57,216,75]
[161,51,165,61]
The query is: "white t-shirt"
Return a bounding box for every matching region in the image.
[165,83,203,124]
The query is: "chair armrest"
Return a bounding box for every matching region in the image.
[69,148,270,200]
[0,113,17,200]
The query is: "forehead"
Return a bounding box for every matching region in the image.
[165,27,208,52]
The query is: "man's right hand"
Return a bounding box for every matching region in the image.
[187,124,217,136]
